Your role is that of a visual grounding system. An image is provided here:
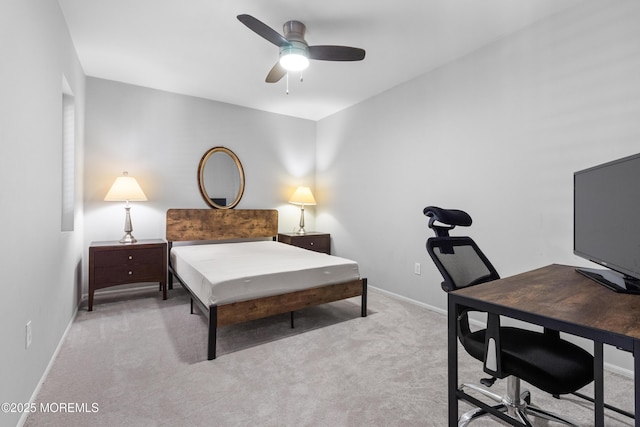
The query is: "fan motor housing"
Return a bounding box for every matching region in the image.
[280,41,309,57]
[282,20,306,42]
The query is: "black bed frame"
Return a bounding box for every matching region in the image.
[168,241,367,360]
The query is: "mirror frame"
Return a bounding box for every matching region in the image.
[197,146,245,209]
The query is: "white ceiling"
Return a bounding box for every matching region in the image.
[58,0,583,121]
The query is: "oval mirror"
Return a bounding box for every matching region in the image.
[197,146,245,209]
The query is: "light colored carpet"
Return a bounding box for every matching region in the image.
[24,286,634,426]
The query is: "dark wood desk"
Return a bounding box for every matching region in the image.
[448,264,640,426]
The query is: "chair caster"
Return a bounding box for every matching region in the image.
[480,377,496,387]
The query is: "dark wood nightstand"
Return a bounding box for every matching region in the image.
[278,232,331,254]
[88,239,167,311]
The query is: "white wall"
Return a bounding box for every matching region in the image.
[83,78,317,276]
[0,1,85,426]
[317,1,640,371]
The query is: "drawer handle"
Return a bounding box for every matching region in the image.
[128,271,133,275]
[128,255,133,260]
[310,242,314,245]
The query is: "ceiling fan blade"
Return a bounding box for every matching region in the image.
[308,45,366,61]
[237,14,289,47]
[266,62,287,83]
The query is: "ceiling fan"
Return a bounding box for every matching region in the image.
[237,14,366,83]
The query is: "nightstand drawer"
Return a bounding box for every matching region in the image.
[94,247,164,267]
[278,232,331,254]
[93,263,164,286]
[292,236,329,253]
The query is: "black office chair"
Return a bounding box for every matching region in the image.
[424,206,594,426]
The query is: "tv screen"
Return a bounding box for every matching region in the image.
[574,152,640,293]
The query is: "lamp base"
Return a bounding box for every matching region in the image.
[119,232,137,244]
[297,206,307,234]
[119,205,137,243]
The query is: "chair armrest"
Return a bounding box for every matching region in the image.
[483,313,504,377]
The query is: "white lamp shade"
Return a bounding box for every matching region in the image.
[289,186,316,206]
[104,172,148,202]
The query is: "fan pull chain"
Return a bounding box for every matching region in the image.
[284,72,304,95]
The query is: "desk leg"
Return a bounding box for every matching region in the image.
[635,340,640,427]
[594,341,604,427]
[448,296,459,427]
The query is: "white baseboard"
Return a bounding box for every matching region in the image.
[19,284,166,426]
[603,360,633,378]
[17,304,79,427]
[78,282,165,307]
[369,285,447,316]
[369,285,633,379]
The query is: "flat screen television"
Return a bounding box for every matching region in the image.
[574,152,640,293]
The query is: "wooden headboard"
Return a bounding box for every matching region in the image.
[166,209,278,242]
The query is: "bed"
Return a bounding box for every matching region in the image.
[166,208,368,360]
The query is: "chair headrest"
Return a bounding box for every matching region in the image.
[423,206,472,227]
[423,206,472,237]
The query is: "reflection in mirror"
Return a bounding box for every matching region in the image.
[197,146,245,209]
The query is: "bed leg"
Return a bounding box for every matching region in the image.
[208,305,217,360]
[290,311,295,329]
[361,278,368,317]
[167,242,174,290]
[190,298,194,314]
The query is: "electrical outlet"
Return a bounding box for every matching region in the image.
[414,262,421,275]
[25,321,32,349]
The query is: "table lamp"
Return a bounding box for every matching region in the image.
[104,171,147,243]
[289,186,316,234]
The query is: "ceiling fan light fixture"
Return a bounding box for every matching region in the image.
[238,15,365,83]
[279,43,309,71]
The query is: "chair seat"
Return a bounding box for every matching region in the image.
[462,327,594,395]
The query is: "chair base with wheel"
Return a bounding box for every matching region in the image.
[459,377,580,427]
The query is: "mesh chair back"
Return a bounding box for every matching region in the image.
[426,236,500,292]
